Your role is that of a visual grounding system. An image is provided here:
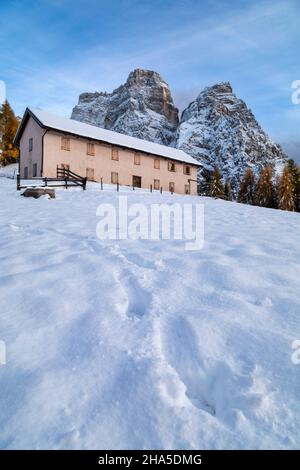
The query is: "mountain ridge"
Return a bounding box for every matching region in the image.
[71,69,288,187]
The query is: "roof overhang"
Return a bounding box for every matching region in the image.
[14,107,201,167]
[13,107,46,147]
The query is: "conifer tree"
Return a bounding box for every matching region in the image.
[287,159,300,212]
[0,100,19,166]
[200,169,213,196]
[277,165,295,211]
[254,166,276,208]
[224,179,233,201]
[210,167,224,199]
[238,168,255,204]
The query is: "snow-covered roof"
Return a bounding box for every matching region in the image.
[16,107,200,166]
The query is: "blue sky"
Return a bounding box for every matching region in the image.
[1,0,299,161]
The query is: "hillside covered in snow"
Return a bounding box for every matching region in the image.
[0,172,299,449]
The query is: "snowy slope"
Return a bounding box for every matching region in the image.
[0,176,299,449]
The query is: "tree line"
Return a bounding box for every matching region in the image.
[0,100,19,166]
[202,161,300,212]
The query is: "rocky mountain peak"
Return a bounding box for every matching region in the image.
[177,82,287,188]
[71,68,179,145]
[203,81,233,95]
[126,69,166,87]
[71,70,287,190]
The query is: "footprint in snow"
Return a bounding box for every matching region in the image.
[116,268,152,318]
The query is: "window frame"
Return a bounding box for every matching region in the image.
[61,163,70,171]
[86,167,95,181]
[29,137,33,152]
[134,153,141,165]
[183,165,191,175]
[32,163,37,177]
[154,158,160,169]
[154,179,160,190]
[87,142,95,156]
[111,171,119,184]
[169,182,175,193]
[111,147,119,161]
[61,137,70,151]
[168,161,176,172]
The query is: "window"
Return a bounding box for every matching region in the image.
[134,153,141,165]
[168,161,176,172]
[111,147,119,161]
[29,138,33,152]
[33,163,37,177]
[86,168,94,181]
[111,172,118,184]
[185,184,190,195]
[61,137,70,151]
[87,143,95,156]
[169,182,175,193]
[154,158,160,169]
[24,166,28,179]
[61,163,70,170]
[154,179,160,190]
[183,165,191,175]
[132,175,142,188]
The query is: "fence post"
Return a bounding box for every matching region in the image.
[83,177,87,190]
[65,178,68,189]
[44,177,48,187]
[150,184,152,193]
[160,187,162,194]
[117,181,119,192]
[17,174,20,191]
[132,185,135,191]
[100,178,103,190]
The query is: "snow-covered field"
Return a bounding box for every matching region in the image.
[0,166,300,449]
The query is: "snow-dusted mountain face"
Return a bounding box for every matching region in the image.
[71,69,179,146]
[176,82,287,187]
[72,73,287,189]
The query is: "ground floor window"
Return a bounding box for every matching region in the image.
[154,179,160,190]
[111,172,118,184]
[132,175,142,188]
[86,168,94,181]
[169,182,175,193]
[185,184,190,194]
[33,163,37,177]
[61,163,70,171]
[24,166,28,179]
